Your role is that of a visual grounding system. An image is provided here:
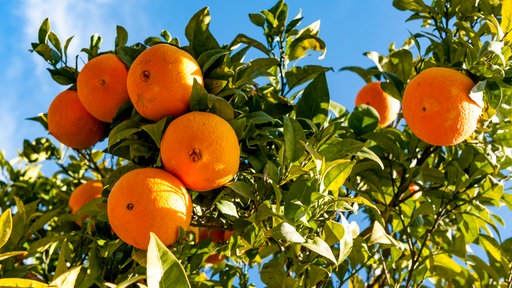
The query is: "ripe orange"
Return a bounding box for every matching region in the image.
[69,180,103,225]
[69,180,104,214]
[355,81,400,127]
[107,168,192,250]
[126,43,204,121]
[160,111,240,192]
[47,89,106,149]
[402,67,482,146]
[77,53,130,122]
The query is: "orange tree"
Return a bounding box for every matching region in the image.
[0,0,511,287]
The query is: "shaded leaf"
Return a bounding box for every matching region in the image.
[285,65,332,91]
[283,116,306,165]
[295,72,329,126]
[226,181,255,200]
[348,104,379,136]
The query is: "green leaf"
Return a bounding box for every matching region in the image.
[348,104,380,136]
[323,220,345,246]
[185,7,220,58]
[230,34,270,55]
[189,79,210,111]
[0,279,47,288]
[283,116,306,165]
[115,25,129,48]
[147,233,191,288]
[384,49,413,83]
[141,117,171,148]
[295,72,330,126]
[478,234,503,262]
[226,181,255,200]
[322,159,355,194]
[249,13,266,27]
[271,222,305,243]
[234,58,280,87]
[115,45,145,67]
[285,65,332,91]
[0,209,12,249]
[216,200,239,220]
[38,18,50,44]
[288,20,326,61]
[48,31,62,56]
[302,237,337,264]
[433,253,463,276]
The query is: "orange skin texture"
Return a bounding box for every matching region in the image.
[77,54,130,123]
[127,43,204,121]
[160,111,240,192]
[69,180,104,214]
[402,67,481,146]
[355,81,401,127]
[107,168,192,250]
[48,90,105,149]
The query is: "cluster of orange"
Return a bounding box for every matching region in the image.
[354,67,482,146]
[57,44,239,254]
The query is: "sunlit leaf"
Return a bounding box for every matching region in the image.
[147,233,191,288]
[322,159,355,193]
[302,237,337,264]
[216,200,239,219]
[271,222,305,243]
[0,209,12,249]
[0,251,27,261]
[49,266,82,288]
[501,0,512,43]
[0,278,47,288]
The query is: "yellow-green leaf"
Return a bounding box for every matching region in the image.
[0,278,48,288]
[502,0,512,43]
[0,251,27,261]
[0,208,13,249]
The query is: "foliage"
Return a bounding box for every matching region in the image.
[0,0,511,287]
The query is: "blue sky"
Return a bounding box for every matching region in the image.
[0,0,412,160]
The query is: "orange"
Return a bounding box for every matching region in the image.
[69,180,103,225]
[355,81,400,127]
[402,67,482,146]
[107,168,192,250]
[126,43,204,121]
[69,180,104,214]
[160,111,240,192]
[47,89,106,149]
[77,53,130,122]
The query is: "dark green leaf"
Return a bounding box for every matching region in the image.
[38,18,50,44]
[285,65,332,91]
[249,13,265,27]
[230,34,270,55]
[348,104,379,136]
[234,58,280,87]
[283,116,306,165]
[115,25,129,48]
[185,7,220,58]
[226,181,255,200]
[189,79,210,111]
[295,72,330,126]
[115,45,145,67]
